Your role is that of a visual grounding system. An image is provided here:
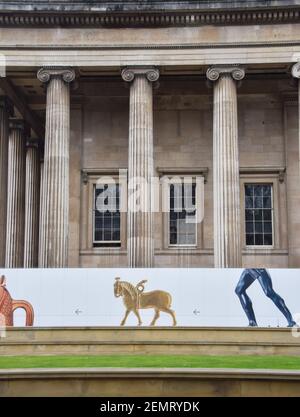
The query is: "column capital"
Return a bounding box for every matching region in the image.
[291,62,300,79]
[206,66,245,82]
[26,139,40,150]
[121,67,160,83]
[0,96,14,116]
[9,118,26,131]
[37,67,75,84]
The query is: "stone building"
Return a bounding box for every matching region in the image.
[0,0,300,269]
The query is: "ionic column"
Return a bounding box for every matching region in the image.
[5,119,26,268]
[121,67,159,267]
[24,140,40,268]
[207,66,245,268]
[37,67,75,267]
[292,63,300,178]
[0,97,13,266]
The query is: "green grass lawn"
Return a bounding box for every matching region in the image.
[0,355,300,370]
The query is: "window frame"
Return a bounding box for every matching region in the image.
[80,169,127,252]
[240,170,285,251]
[167,179,198,248]
[158,172,205,250]
[92,183,121,247]
[244,183,274,248]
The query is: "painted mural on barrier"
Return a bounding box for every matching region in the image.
[0,275,34,327]
[0,268,299,328]
[114,278,177,326]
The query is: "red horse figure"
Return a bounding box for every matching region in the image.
[0,275,34,327]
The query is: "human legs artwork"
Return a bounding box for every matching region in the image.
[235,270,258,326]
[256,269,296,327]
[235,269,296,327]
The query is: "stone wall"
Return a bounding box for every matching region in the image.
[72,76,297,267]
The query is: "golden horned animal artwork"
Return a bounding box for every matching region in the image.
[114,277,177,326]
[0,275,34,327]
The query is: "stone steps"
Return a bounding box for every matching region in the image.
[1,326,300,356]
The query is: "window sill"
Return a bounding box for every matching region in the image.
[80,249,127,256]
[242,248,288,255]
[155,249,213,256]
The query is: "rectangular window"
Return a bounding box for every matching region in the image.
[93,183,121,247]
[169,181,197,246]
[244,184,273,246]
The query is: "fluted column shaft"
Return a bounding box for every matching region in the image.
[0,97,13,266]
[207,66,245,268]
[38,157,44,264]
[5,119,26,268]
[122,67,159,267]
[24,142,40,267]
[37,67,75,267]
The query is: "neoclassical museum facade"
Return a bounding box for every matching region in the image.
[0,0,300,269]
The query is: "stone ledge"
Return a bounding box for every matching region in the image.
[1,327,299,356]
[1,367,300,380]
[2,326,295,331]
[2,341,299,346]
[1,367,300,396]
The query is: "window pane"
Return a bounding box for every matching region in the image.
[245,197,253,208]
[255,234,263,245]
[112,230,120,241]
[104,215,111,228]
[254,210,263,221]
[263,210,272,221]
[263,197,272,208]
[254,197,263,208]
[170,233,177,245]
[264,222,272,234]
[104,230,111,241]
[254,185,263,196]
[246,234,254,245]
[245,184,273,246]
[113,215,120,229]
[245,209,254,221]
[246,222,254,233]
[255,222,263,233]
[245,185,253,197]
[263,186,271,196]
[264,234,273,245]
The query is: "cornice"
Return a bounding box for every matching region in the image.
[0,1,299,12]
[0,3,300,28]
[1,40,300,51]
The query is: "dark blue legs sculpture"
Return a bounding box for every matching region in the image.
[235,268,296,327]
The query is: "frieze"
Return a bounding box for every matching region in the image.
[0,2,299,28]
